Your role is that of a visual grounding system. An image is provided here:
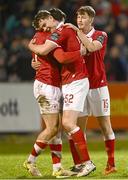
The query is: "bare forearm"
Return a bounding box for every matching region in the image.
[28,44,48,56]
[28,40,57,56]
[77,31,101,52]
[77,31,93,52]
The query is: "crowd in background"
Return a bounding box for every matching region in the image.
[0,0,128,82]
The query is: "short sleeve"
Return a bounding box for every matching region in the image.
[95,32,107,45]
[48,27,74,46]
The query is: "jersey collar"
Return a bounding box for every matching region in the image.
[56,21,64,29]
[86,27,95,37]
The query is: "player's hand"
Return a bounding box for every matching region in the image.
[64,23,79,31]
[31,59,41,70]
[80,44,87,56]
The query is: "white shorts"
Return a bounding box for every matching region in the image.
[79,86,110,117]
[33,80,61,114]
[62,78,89,112]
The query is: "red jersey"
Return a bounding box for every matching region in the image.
[32,31,61,87]
[47,24,88,85]
[84,28,108,89]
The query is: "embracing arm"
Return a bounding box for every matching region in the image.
[53,48,82,64]
[28,39,57,56]
[77,31,102,52]
[64,23,102,52]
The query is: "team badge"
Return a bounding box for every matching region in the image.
[50,32,60,41]
[97,35,105,44]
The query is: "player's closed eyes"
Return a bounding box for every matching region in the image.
[42,23,46,28]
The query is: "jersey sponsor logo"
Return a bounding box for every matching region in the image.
[50,32,60,41]
[97,35,105,44]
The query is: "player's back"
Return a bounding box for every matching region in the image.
[33,31,61,87]
[85,30,108,89]
[48,26,88,84]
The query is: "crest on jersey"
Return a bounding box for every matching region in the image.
[50,32,60,41]
[97,35,105,44]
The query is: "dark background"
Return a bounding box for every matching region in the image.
[0,0,128,82]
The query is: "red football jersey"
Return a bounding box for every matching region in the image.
[32,31,61,87]
[84,28,108,89]
[47,24,88,85]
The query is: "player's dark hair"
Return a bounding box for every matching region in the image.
[49,8,66,22]
[77,6,96,18]
[32,10,50,30]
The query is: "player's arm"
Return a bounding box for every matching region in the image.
[77,31,102,52]
[64,23,79,31]
[53,48,83,64]
[63,23,101,52]
[44,28,87,63]
[28,39,58,56]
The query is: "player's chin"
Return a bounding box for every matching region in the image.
[78,25,83,29]
[79,27,84,31]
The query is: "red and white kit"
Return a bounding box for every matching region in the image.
[47,23,89,112]
[33,31,61,114]
[80,28,110,117]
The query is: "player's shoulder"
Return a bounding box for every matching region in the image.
[51,26,64,36]
[65,26,75,32]
[33,31,48,38]
[33,31,50,43]
[93,30,108,45]
[58,25,75,34]
[94,30,108,38]
[49,31,60,41]
[51,26,75,39]
[57,25,65,32]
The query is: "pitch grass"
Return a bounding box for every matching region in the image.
[0,135,128,179]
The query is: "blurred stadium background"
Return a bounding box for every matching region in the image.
[0,0,128,179]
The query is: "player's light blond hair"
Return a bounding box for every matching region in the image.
[77,6,96,18]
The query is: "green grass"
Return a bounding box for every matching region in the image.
[0,135,128,179]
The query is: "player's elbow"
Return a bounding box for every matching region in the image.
[58,55,70,64]
[58,56,67,63]
[57,57,66,63]
[54,51,67,63]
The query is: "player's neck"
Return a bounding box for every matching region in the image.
[83,26,93,35]
[50,21,60,32]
